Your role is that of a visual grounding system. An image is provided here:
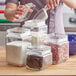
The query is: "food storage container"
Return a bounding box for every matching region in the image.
[67,32,76,55]
[23,20,47,33]
[26,45,52,70]
[6,41,31,66]
[31,31,48,46]
[6,27,31,42]
[6,27,32,66]
[44,33,69,64]
[13,3,36,22]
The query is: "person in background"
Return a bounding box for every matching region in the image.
[5,0,76,34]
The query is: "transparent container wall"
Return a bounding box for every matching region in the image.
[6,27,31,43]
[31,31,48,46]
[44,33,69,64]
[13,3,36,22]
[6,27,32,66]
[6,41,31,66]
[26,45,52,70]
[23,20,47,33]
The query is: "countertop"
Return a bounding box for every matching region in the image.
[0,47,76,75]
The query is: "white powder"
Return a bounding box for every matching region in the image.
[6,41,31,66]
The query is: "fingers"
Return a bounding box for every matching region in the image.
[16,5,25,15]
[46,0,59,9]
[14,15,19,19]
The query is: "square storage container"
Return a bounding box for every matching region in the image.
[6,41,31,66]
[26,45,52,70]
[44,33,69,64]
[6,27,32,66]
[23,20,47,33]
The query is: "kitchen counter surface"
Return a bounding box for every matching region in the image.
[0,47,76,75]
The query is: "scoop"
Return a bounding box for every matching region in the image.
[33,6,48,20]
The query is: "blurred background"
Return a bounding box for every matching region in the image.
[0,1,76,46]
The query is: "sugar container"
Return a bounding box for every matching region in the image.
[6,27,32,66]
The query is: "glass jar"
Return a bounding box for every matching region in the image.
[44,33,69,64]
[23,20,47,33]
[26,45,52,70]
[67,32,76,55]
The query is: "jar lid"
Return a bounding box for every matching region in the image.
[45,33,68,44]
[27,45,51,56]
[24,20,46,28]
[7,27,31,39]
[7,41,31,47]
[7,27,30,33]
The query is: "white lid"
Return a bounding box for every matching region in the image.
[24,20,45,28]
[7,27,30,33]
[7,27,31,39]
[27,45,51,56]
[46,33,68,44]
[7,41,31,47]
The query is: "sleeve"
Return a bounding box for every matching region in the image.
[6,0,19,4]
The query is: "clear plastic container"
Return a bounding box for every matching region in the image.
[26,45,52,70]
[13,3,36,22]
[6,27,31,42]
[31,31,48,46]
[6,41,31,66]
[44,33,69,64]
[6,27,32,66]
[23,20,47,33]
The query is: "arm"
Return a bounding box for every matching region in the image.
[5,2,33,21]
[62,0,76,9]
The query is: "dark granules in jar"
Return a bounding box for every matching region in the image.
[26,55,43,70]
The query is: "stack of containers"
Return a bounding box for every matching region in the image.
[6,13,52,69]
[68,32,76,55]
[6,27,32,66]
[44,33,69,64]
[6,2,69,70]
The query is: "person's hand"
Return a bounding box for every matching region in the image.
[46,0,60,9]
[14,5,33,20]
